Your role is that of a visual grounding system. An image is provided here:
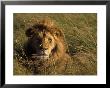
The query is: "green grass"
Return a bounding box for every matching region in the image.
[13,13,97,75]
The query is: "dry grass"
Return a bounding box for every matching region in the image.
[13,13,97,75]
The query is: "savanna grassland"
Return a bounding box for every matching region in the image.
[14,13,97,75]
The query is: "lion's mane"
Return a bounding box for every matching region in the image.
[24,19,71,75]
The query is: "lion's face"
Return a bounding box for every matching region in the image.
[31,32,55,59]
[25,26,56,59]
[25,20,67,60]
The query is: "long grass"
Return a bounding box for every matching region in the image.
[13,13,97,75]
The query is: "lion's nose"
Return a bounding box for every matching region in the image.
[40,47,48,51]
[43,48,48,50]
[39,44,48,50]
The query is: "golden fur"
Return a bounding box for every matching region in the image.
[24,19,71,74]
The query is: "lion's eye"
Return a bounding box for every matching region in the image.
[48,38,52,42]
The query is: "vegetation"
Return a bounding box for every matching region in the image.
[14,13,97,75]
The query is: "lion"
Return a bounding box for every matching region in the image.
[24,19,71,75]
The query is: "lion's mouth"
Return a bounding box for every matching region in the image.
[31,54,49,59]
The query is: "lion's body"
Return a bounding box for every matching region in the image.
[24,19,71,75]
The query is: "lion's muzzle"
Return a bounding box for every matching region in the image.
[31,49,50,59]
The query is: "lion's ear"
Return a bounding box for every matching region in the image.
[54,29,64,37]
[25,28,35,37]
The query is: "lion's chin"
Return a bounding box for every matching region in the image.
[31,54,49,59]
[37,56,49,59]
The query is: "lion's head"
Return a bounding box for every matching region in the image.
[25,19,68,60]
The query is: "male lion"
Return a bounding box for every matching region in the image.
[24,19,71,75]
